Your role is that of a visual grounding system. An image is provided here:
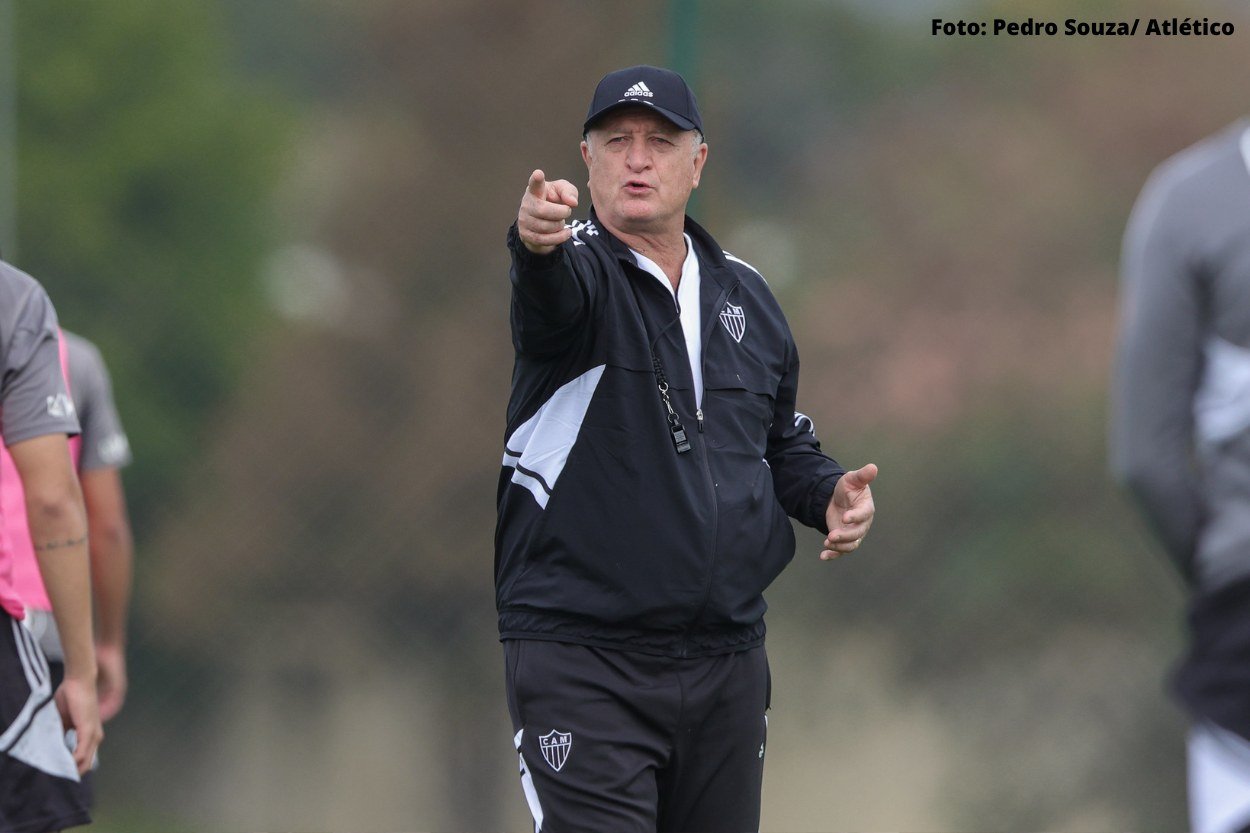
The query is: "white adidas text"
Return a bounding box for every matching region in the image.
[624,81,653,98]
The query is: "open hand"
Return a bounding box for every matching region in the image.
[821,464,878,560]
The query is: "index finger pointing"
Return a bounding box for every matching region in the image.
[527,169,547,198]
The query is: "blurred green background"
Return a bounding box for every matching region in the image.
[4,0,1243,829]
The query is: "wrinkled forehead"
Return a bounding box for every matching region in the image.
[586,105,691,138]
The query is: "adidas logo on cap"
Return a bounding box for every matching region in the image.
[584,66,703,134]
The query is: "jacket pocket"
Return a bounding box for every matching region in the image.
[701,359,778,454]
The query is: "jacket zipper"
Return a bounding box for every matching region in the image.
[678,277,740,657]
[633,260,740,657]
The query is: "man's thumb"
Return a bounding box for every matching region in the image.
[843,463,878,490]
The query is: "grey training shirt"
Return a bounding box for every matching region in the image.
[1112,119,1250,590]
[63,330,131,471]
[0,261,79,446]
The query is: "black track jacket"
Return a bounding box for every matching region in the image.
[496,210,845,657]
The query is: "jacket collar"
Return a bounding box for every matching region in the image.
[588,207,734,290]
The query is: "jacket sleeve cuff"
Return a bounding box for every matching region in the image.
[508,222,564,270]
[808,472,841,535]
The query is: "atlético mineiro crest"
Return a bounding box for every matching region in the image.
[539,729,572,772]
[720,302,746,343]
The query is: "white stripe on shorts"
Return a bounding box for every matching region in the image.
[1190,720,1250,833]
[23,608,63,662]
[0,619,48,751]
[0,618,79,780]
[515,728,545,833]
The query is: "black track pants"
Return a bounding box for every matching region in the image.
[504,639,770,833]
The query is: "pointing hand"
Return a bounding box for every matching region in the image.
[517,169,580,255]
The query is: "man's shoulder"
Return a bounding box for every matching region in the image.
[1147,121,1246,202]
[61,330,106,381]
[1129,121,1250,247]
[685,219,774,292]
[719,250,787,319]
[0,262,55,344]
[721,250,766,284]
[0,261,48,313]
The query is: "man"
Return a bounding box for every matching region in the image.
[0,259,102,832]
[5,328,134,722]
[498,65,878,832]
[1111,119,1250,833]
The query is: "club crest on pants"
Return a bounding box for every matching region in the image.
[720,302,746,343]
[539,729,572,771]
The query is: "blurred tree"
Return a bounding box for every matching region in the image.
[13,0,294,532]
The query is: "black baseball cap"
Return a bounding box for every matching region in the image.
[583,65,704,136]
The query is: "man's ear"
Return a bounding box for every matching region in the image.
[692,142,708,189]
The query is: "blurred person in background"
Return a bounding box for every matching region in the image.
[4,329,134,722]
[1112,119,1250,833]
[0,259,101,832]
[498,65,877,832]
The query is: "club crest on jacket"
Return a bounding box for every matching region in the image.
[720,302,746,343]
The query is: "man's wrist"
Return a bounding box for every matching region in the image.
[61,662,99,684]
[508,223,564,269]
[811,472,842,533]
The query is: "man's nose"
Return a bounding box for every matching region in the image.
[626,143,651,170]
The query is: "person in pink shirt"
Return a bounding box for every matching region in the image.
[3,329,134,723]
[0,259,101,833]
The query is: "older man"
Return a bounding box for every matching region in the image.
[496,65,877,831]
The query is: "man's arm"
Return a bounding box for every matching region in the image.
[66,332,134,721]
[764,336,842,503]
[516,169,579,255]
[509,170,594,357]
[1110,167,1204,580]
[764,339,877,558]
[9,433,102,773]
[765,344,844,525]
[80,466,131,721]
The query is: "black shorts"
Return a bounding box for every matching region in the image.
[504,639,770,833]
[0,614,90,833]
